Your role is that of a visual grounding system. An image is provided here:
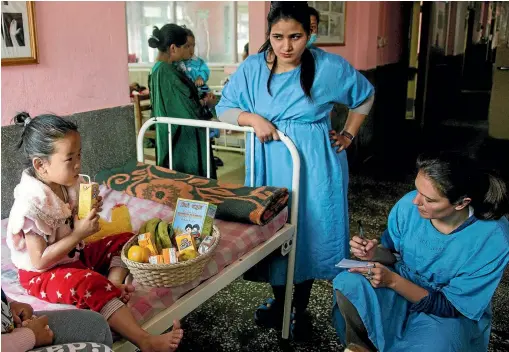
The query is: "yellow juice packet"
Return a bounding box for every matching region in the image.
[78,174,99,220]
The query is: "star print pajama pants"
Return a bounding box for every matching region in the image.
[18,233,132,319]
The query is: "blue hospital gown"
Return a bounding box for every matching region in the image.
[332,191,509,351]
[216,50,374,285]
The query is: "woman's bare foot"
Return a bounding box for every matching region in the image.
[115,284,135,304]
[139,320,183,352]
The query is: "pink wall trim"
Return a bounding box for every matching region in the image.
[1,2,130,126]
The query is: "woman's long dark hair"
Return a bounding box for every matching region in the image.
[259,1,315,99]
[417,152,509,220]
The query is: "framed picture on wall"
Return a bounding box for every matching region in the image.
[310,1,346,45]
[1,1,38,66]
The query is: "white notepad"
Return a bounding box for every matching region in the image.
[335,259,375,269]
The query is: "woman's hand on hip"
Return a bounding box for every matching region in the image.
[350,236,378,261]
[329,130,352,153]
[244,113,279,143]
[349,262,397,289]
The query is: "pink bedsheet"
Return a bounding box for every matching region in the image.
[1,186,288,324]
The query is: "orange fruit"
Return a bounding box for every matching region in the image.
[128,245,151,263]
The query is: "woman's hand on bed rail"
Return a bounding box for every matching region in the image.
[238,112,280,143]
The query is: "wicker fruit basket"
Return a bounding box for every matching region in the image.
[121,226,220,287]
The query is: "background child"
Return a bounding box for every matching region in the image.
[180,27,210,96]
[180,26,223,167]
[6,112,183,352]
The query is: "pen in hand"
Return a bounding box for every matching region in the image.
[357,220,365,240]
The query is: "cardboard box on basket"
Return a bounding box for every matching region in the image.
[138,233,159,256]
[175,234,198,261]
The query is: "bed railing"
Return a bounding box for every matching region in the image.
[137,117,300,339]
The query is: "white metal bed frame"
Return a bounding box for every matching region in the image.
[113,117,300,351]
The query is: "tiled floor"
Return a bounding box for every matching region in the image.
[215,150,245,185]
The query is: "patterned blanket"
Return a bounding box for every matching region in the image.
[95,160,289,225]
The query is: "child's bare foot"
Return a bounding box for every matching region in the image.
[139,320,183,352]
[115,284,135,304]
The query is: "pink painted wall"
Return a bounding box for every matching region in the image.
[247,1,402,71]
[1,2,130,126]
[325,2,379,70]
[248,1,270,55]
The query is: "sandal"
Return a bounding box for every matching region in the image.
[254,298,284,329]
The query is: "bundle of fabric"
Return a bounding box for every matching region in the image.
[95,160,289,225]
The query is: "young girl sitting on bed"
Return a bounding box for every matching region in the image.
[6,112,183,352]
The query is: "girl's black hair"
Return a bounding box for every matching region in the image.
[192,224,200,230]
[148,24,188,52]
[14,112,78,169]
[185,224,193,230]
[258,1,316,99]
[417,151,509,220]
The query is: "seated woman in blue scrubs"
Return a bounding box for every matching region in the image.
[333,152,509,352]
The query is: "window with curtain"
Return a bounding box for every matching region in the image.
[126,1,249,64]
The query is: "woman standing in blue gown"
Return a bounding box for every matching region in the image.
[216,1,374,337]
[333,152,509,352]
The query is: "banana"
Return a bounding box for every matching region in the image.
[145,218,161,236]
[178,250,198,262]
[157,221,172,248]
[168,224,177,246]
[154,229,163,254]
[138,221,148,235]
